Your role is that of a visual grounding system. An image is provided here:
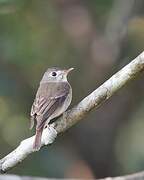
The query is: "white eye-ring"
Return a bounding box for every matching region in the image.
[51,71,57,77]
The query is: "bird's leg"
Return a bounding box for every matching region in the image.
[42,124,57,145]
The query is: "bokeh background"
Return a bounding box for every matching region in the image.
[1,0,144,179]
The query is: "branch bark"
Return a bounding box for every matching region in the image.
[1,51,144,173]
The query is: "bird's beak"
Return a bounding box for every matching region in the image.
[64,68,74,75]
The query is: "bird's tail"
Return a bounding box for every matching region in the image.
[33,128,43,151]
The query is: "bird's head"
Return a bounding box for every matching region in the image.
[41,67,74,83]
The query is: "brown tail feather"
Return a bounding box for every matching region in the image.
[33,128,43,151]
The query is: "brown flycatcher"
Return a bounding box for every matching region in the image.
[30,67,73,150]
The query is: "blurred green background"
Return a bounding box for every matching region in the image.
[1,0,144,178]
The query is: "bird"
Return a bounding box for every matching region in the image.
[30,67,73,150]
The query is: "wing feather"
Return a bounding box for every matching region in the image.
[30,82,70,129]
[30,81,71,150]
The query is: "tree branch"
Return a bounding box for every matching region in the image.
[1,51,144,173]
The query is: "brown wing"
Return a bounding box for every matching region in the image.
[31,82,70,150]
[33,95,68,150]
[30,82,70,130]
[30,96,48,129]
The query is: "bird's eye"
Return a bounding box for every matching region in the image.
[51,71,57,77]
